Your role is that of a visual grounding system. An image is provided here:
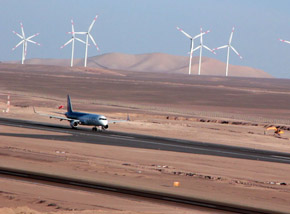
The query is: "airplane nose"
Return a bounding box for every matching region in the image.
[99,118,108,126]
[101,120,108,129]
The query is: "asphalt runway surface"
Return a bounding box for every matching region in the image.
[1,117,290,164]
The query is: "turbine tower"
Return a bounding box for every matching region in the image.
[192,27,216,75]
[12,22,40,64]
[214,27,242,77]
[76,15,100,67]
[60,19,86,67]
[177,27,207,75]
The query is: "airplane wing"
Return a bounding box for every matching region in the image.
[108,114,130,124]
[108,119,127,124]
[52,111,67,115]
[33,107,79,122]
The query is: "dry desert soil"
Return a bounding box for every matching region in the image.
[0,63,290,213]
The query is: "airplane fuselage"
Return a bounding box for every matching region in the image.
[65,111,108,128]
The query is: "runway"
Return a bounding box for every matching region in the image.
[1,116,290,164]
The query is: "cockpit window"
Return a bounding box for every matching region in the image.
[99,118,107,120]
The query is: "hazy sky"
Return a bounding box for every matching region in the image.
[1,0,290,78]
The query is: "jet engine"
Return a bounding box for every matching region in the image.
[103,125,109,130]
[70,120,79,129]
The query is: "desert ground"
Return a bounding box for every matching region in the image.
[1,63,290,213]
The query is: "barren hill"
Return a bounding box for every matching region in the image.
[10,52,272,78]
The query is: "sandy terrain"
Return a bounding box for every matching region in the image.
[0,63,290,213]
[1,124,290,214]
[7,52,272,78]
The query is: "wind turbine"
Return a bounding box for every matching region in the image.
[60,19,86,67]
[192,27,216,75]
[177,27,208,75]
[76,15,100,67]
[214,27,242,77]
[12,22,40,64]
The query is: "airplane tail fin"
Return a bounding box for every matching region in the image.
[67,95,73,113]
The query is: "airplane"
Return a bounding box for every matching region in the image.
[34,95,127,131]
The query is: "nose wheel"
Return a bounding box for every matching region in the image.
[92,126,107,132]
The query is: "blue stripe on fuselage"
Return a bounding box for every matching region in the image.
[65,111,107,126]
[65,111,90,119]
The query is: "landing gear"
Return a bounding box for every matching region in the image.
[92,126,108,132]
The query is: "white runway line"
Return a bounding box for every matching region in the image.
[271,155,290,160]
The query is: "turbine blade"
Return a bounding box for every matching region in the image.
[193,31,208,40]
[203,45,216,54]
[60,39,73,48]
[71,19,75,33]
[12,40,24,51]
[192,45,201,52]
[74,32,87,35]
[279,38,290,44]
[27,39,41,46]
[12,31,23,39]
[176,26,192,39]
[20,22,25,38]
[229,26,235,44]
[231,46,242,59]
[89,34,100,50]
[88,15,98,33]
[193,33,202,40]
[203,30,210,34]
[213,45,228,51]
[26,33,40,40]
[75,37,86,44]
